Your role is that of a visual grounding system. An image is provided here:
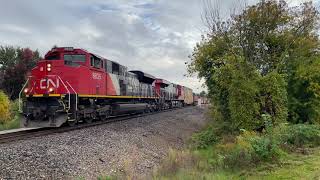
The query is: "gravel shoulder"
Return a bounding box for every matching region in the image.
[0,106,208,179]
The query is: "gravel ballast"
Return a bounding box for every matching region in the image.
[0,106,208,179]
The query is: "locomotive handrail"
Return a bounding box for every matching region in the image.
[66,81,78,111]
[18,77,31,112]
[54,75,71,111]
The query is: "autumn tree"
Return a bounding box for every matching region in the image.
[0,46,40,99]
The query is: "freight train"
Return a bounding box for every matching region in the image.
[19,47,195,127]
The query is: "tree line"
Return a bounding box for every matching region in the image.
[188,0,320,133]
[0,46,40,100]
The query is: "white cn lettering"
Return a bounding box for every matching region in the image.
[40,79,59,89]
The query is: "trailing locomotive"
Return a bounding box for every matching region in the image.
[19,47,194,128]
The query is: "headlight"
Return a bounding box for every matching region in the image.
[48,87,54,92]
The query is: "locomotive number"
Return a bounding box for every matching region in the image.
[40,79,60,89]
[92,72,102,80]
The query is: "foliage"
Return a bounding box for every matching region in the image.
[217,130,283,169]
[155,130,286,179]
[190,126,218,149]
[156,124,320,179]
[259,73,288,123]
[0,90,10,123]
[188,0,320,131]
[0,46,40,99]
[273,124,320,149]
[199,90,207,97]
[287,58,320,124]
[0,115,20,131]
[155,147,320,179]
[0,98,21,130]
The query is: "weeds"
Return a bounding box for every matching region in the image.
[276,124,320,148]
[0,100,20,131]
[156,148,198,177]
[190,126,217,149]
[155,123,320,178]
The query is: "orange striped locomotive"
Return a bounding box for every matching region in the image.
[20,47,194,127]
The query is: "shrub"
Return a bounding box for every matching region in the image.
[0,116,20,131]
[10,99,19,115]
[190,126,218,149]
[218,142,253,169]
[250,135,283,161]
[0,90,10,123]
[275,124,320,148]
[217,130,283,169]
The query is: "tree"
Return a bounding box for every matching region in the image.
[189,0,319,132]
[0,46,40,99]
[200,91,207,97]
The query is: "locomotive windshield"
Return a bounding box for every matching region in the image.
[45,53,60,60]
[64,54,86,62]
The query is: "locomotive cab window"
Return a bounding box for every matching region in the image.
[46,53,60,60]
[64,54,86,62]
[90,55,103,69]
[112,62,120,75]
[120,65,127,76]
[105,60,112,73]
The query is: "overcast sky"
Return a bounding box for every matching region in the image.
[0,0,317,93]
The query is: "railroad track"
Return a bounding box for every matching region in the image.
[0,107,186,144]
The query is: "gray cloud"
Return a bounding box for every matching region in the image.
[0,0,316,93]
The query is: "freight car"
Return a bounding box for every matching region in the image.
[19,47,194,128]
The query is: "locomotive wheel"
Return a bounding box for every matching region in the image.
[85,118,93,123]
[144,107,150,114]
[67,120,77,126]
[102,111,110,121]
[85,112,96,123]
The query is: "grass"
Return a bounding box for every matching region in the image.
[246,148,320,179]
[154,147,320,179]
[154,124,320,180]
[0,115,20,131]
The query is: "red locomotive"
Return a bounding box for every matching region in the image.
[19,47,194,127]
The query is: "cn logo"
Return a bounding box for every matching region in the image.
[40,79,59,89]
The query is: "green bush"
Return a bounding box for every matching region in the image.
[0,116,20,131]
[216,130,283,169]
[275,124,320,148]
[0,90,10,123]
[10,99,19,115]
[190,126,218,149]
[250,136,283,161]
[0,95,21,130]
[219,142,253,169]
